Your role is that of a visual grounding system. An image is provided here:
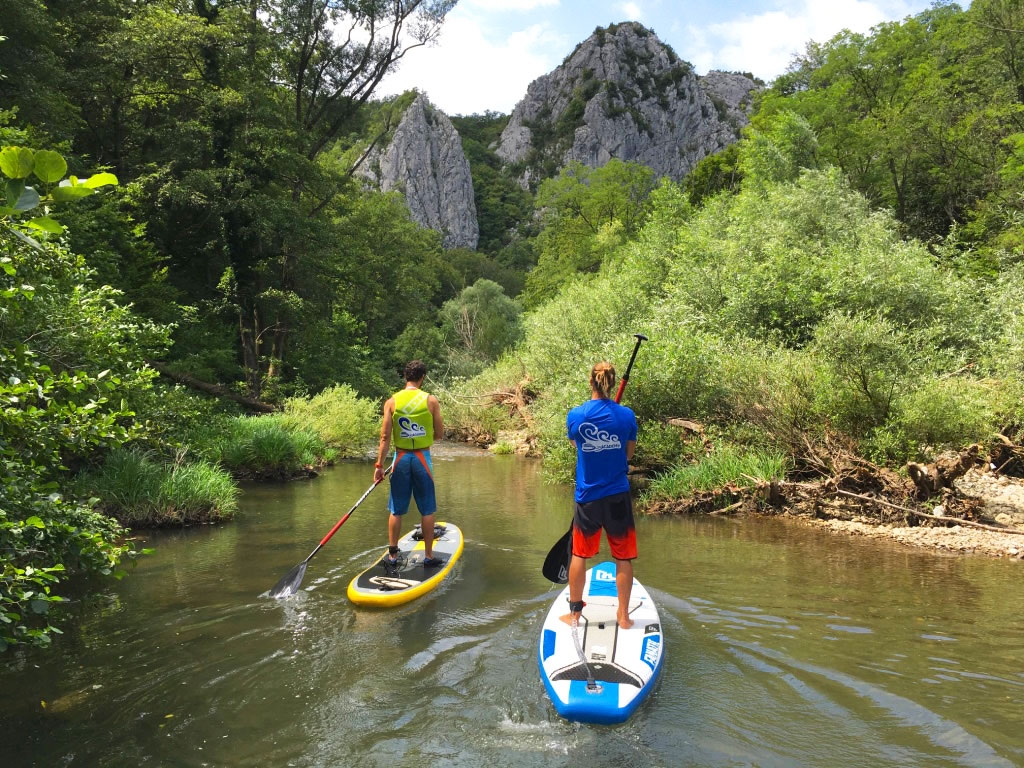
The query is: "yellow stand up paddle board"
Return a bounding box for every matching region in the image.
[347,522,463,607]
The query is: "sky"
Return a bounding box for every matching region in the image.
[378,0,939,116]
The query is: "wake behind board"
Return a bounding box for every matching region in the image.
[538,561,664,725]
[347,522,463,608]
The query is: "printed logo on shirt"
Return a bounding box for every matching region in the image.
[579,422,621,453]
[398,416,426,439]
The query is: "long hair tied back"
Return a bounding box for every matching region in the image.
[590,362,617,399]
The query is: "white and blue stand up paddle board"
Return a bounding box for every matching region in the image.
[538,560,664,724]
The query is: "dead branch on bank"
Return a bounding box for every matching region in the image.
[490,377,537,428]
[834,489,1024,535]
[990,433,1023,476]
[906,444,980,498]
[641,433,1024,536]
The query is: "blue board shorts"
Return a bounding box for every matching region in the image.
[388,449,437,516]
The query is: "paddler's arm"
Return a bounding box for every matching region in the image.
[626,440,635,461]
[374,397,395,483]
[428,394,443,442]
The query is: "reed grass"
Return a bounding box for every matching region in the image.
[78,449,238,526]
[643,446,788,502]
[280,384,378,456]
[215,415,333,477]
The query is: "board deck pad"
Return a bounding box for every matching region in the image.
[538,561,664,724]
[347,522,463,608]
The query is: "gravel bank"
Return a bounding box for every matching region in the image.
[786,468,1024,560]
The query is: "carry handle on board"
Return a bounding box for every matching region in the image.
[541,333,648,584]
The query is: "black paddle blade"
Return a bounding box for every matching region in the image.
[541,525,573,584]
[269,561,308,599]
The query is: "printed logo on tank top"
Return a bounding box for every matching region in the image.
[579,422,622,452]
[397,416,427,439]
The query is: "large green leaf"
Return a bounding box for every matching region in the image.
[26,217,64,235]
[51,185,95,203]
[32,151,67,184]
[13,186,41,212]
[82,172,118,189]
[0,147,34,180]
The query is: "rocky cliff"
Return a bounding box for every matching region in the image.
[496,22,759,185]
[359,93,479,250]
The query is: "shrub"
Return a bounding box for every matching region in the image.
[867,377,1004,461]
[280,384,377,456]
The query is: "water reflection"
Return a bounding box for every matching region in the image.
[1,450,1022,767]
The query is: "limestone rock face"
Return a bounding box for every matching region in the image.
[496,22,759,184]
[361,93,478,250]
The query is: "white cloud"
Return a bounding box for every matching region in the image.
[685,0,921,80]
[621,2,644,21]
[378,12,566,114]
[463,0,560,10]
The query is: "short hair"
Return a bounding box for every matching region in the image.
[404,360,428,382]
[590,362,617,399]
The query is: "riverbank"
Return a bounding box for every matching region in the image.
[476,426,1024,560]
[792,467,1024,559]
[790,514,1024,558]
[645,464,1024,560]
[786,466,1024,561]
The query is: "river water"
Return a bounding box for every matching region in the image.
[2,447,1023,767]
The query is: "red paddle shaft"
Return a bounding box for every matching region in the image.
[312,465,391,553]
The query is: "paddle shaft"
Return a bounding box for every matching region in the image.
[304,465,392,564]
[613,333,647,403]
[270,464,392,598]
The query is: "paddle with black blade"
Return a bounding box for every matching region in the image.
[541,333,648,584]
[269,464,392,599]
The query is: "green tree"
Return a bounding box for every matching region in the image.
[524,159,655,306]
[1,147,167,649]
[684,142,742,207]
[758,2,1023,243]
[3,0,457,401]
[438,279,522,377]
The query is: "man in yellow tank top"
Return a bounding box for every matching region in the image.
[374,360,445,569]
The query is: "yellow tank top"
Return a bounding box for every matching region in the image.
[392,388,434,450]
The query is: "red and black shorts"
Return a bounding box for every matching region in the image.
[571,491,637,561]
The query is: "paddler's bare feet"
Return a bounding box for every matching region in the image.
[617,613,634,629]
[560,612,582,626]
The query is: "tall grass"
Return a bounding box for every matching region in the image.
[78,449,238,526]
[643,446,789,503]
[215,415,336,477]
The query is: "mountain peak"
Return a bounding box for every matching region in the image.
[497,24,758,185]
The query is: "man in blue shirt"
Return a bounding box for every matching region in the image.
[562,362,638,629]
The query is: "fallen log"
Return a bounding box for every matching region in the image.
[668,418,705,433]
[147,360,277,414]
[709,499,745,515]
